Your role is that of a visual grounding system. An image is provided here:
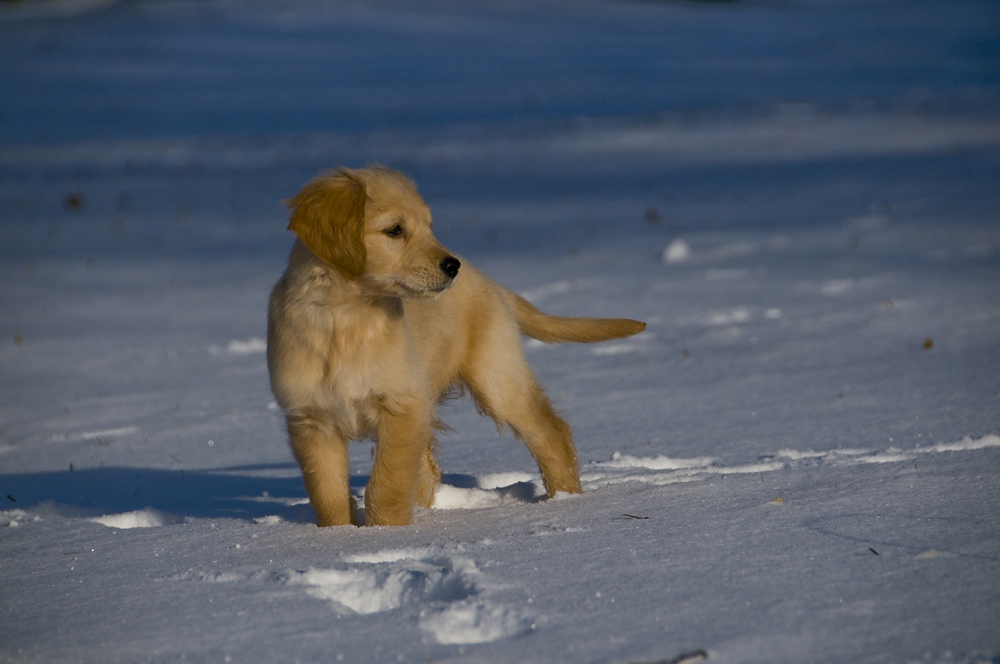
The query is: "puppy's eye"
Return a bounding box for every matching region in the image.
[384,224,403,237]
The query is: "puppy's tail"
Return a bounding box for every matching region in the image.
[500,287,646,344]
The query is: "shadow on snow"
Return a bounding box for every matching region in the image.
[0,466,520,525]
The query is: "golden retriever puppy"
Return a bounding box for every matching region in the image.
[267,166,645,527]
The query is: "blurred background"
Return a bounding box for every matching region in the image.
[2,0,998,263]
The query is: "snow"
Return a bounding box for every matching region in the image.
[664,238,692,265]
[89,507,177,529]
[2,0,999,662]
[282,553,532,645]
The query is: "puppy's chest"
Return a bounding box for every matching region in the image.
[317,314,419,438]
[316,303,415,399]
[285,274,422,432]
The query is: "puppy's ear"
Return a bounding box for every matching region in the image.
[287,169,367,278]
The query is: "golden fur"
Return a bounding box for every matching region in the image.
[267,166,645,527]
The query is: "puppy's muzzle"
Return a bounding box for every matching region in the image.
[440,256,461,280]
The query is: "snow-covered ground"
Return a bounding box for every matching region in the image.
[1,0,999,662]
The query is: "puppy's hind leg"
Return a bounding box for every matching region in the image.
[285,412,356,527]
[463,351,581,497]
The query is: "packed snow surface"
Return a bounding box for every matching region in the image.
[1,0,999,662]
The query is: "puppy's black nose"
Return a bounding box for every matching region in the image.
[440,256,461,279]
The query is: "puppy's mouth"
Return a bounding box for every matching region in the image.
[362,259,460,299]
[363,274,456,299]
[393,278,455,299]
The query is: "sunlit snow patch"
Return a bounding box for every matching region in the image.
[477,471,537,489]
[705,307,752,326]
[591,330,655,356]
[663,238,692,264]
[519,280,575,304]
[776,434,1000,465]
[89,508,176,529]
[209,338,267,356]
[79,426,138,441]
[591,343,640,356]
[432,473,545,510]
[420,600,530,644]
[2,509,39,527]
[253,515,283,525]
[820,279,854,296]
[925,434,1000,452]
[603,451,717,470]
[228,338,267,354]
[343,548,438,564]
[774,449,827,460]
[434,485,508,510]
[49,426,138,443]
[582,452,728,488]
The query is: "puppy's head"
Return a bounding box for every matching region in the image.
[287,167,460,298]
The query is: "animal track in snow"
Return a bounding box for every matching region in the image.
[288,556,476,614]
[286,549,531,644]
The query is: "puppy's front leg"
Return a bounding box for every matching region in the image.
[285,413,356,527]
[365,400,434,526]
[414,445,441,510]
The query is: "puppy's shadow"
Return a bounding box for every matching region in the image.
[1,465,316,524]
[1,467,545,526]
[440,473,479,489]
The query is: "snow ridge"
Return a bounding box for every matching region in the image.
[582,435,1000,489]
[89,508,177,529]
